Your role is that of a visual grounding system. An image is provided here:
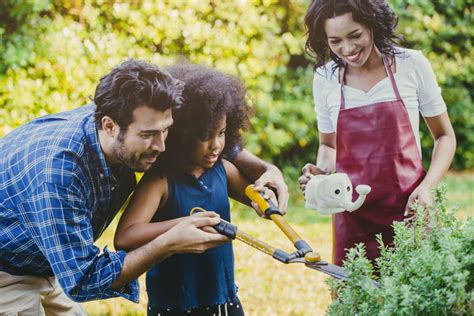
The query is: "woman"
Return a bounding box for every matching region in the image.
[299,0,456,265]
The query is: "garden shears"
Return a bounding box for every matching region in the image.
[191,185,351,281]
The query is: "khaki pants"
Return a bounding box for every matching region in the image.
[0,271,87,316]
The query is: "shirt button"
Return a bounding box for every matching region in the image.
[111,186,116,191]
[187,310,191,314]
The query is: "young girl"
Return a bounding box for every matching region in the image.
[299,0,456,265]
[115,63,273,315]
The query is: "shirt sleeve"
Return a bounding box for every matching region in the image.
[17,182,139,303]
[412,50,447,117]
[313,71,335,133]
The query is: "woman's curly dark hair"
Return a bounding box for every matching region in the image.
[304,0,403,70]
[153,63,251,177]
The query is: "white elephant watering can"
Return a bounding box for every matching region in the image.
[304,173,371,215]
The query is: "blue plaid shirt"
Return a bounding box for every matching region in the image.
[0,104,139,302]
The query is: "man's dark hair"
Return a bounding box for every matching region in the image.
[94,59,184,130]
[304,0,403,70]
[153,62,251,177]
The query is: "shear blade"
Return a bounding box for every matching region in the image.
[305,261,349,281]
[288,258,347,280]
[290,258,381,287]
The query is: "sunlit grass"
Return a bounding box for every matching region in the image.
[83,171,472,315]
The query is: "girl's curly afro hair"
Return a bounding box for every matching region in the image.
[153,63,252,177]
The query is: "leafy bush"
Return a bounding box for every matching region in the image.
[328,186,474,315]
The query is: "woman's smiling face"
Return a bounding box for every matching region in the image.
[325,12,374,68]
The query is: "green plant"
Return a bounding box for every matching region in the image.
[328,186,474,315]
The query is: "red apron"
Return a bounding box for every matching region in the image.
[333,55,425,265]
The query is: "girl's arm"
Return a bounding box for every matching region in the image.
[114,173,185,251]
[223,159,252,207]
[298,132,336,191]
[223,159,278,216]
[405,112,456,214]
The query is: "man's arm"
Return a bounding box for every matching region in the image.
[19,182,227,302]
[232,149,289,213]
[111,212,227,289]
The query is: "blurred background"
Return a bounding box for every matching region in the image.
[1,0,472,315]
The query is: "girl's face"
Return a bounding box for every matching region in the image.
[190,115,226,173]
[324,12,374,68]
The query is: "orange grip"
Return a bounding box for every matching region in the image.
[244,185,271,213]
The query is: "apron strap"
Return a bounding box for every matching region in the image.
[339,65,348,110]
[382,55,402,101]
[339,54,402,110]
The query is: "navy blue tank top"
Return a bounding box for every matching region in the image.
[146,161,237,310]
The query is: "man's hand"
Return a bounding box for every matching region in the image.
[253,167,289,214]
[298,163,327,192]
[111,212,228,290]
[164,212,229,254]
[250,187,279,218]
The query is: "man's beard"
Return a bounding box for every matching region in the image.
[111,132,159,172]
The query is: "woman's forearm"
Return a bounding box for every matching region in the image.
[421,134,456,188]
[421,112,457,188]
[316,144,337,174]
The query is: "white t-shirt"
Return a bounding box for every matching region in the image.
[313,47,447,152]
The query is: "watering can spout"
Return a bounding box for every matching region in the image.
[342,185,371,212]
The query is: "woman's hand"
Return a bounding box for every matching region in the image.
[404,184,434,218]
[298,163,327,192]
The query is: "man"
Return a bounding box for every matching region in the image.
[0,59,288,314]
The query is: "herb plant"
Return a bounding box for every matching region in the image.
[328,186,474,315]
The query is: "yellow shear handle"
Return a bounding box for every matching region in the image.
[245,185,303,245]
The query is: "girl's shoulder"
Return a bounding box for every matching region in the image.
[138,171,169,198]
[222,158,244,182]
[221,158,236,175]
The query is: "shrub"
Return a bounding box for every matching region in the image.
[328,186,474,315]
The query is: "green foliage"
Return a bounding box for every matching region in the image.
[328,186,474,315]
[0,0,52,72]
[388,0,474,170]
[0,0,472,168]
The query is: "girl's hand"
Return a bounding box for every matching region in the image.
[404,184,434,218]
